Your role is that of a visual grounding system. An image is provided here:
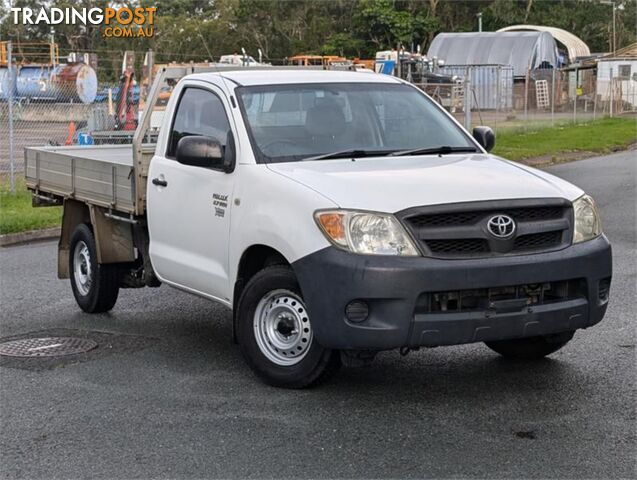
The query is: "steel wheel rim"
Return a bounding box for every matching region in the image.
[73,241,92,296]
[253,289,313,366]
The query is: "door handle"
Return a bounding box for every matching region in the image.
[152,177,168,187]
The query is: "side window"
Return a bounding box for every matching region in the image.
[167,88,231,158]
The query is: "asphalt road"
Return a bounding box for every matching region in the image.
[1,152,635,479]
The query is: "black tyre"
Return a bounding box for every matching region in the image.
[69,223,120,313]
[236,265,340,388]
[485,331,575,360]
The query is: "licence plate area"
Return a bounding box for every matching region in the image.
[415,279,587,315]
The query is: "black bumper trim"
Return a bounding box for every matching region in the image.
[412,298,588,347]
[292,235,612,350]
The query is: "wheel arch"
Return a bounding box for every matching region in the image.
[232,244,290,342]
[58,200,136,279]
[58,200,91,278]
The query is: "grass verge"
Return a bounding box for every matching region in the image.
[493,116,636,161]
[0,177,62,235]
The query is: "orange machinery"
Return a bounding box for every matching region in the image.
[288,55,347,68]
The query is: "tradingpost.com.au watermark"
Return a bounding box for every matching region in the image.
[10,7,156,38]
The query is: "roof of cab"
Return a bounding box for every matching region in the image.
[187,69,401,86]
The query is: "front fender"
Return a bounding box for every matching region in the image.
[228,164,335,300]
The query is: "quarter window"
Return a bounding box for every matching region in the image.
[167,88,231,158]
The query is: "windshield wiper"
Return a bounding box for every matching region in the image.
[302,149,393,162]
[390,146,478,157]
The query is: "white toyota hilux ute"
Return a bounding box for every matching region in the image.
[26,69,612,388]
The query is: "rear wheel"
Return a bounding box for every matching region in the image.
[69,223,120,313]
[236,265,340,388]
[485,331,575,360]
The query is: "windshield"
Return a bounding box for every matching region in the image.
[236,82,476,163]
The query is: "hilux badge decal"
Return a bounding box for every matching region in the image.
[213,193,228,218]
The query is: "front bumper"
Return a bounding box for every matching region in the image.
[292,235,612,350]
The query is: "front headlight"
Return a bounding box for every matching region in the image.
[573,194,602,244]
[315,210,420,256]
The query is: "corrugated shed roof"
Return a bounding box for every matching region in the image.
[600,42,637,59]
[497,25,590,60]
[427,31,558,77]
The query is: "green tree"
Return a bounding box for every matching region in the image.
[1,0,635,74]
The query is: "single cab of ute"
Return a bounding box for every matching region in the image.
[26,69,612,387]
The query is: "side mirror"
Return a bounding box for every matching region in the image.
[176,136,226,170]
[472,126,495,152]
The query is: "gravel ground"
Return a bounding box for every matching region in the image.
[0,151,635,479]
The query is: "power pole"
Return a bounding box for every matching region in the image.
[600,1,617,55]
[612,3,616,55]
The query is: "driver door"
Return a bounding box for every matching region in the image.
[147,84,235,302]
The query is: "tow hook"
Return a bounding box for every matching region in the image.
[400,346,419,356]
[340,350,377,367]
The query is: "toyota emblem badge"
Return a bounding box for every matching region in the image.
[487,214,516,238]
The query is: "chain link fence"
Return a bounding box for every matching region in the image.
[426,64,635,133]
[0,77,140,185]
[2,54,635,192]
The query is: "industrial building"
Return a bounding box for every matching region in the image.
[595,43,637,109]
[497,25,591,64]
[427,31,560,78]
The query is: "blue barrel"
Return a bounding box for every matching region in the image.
[16,65,53,100]
[0,66,17,101]
[15,63,97,103]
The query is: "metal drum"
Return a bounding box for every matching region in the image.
[50,63,97,104]
[0,66,17,100]
[15,63,97,104]
[15,65,51,99]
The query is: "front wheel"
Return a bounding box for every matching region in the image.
[485,331,575,360]
[69,223,120,313]
[236,265,340,388]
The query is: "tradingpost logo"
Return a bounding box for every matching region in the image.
[10,7,157,38]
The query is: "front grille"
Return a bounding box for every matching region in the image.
[503,206,564,222]
[427,238,488,254]
[513,231,563,250]
[398,199,573,258]
[416,279,586,315]
[409,206,563,228]
[409,211,481,228]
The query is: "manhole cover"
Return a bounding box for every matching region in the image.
[0,337,98,357]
